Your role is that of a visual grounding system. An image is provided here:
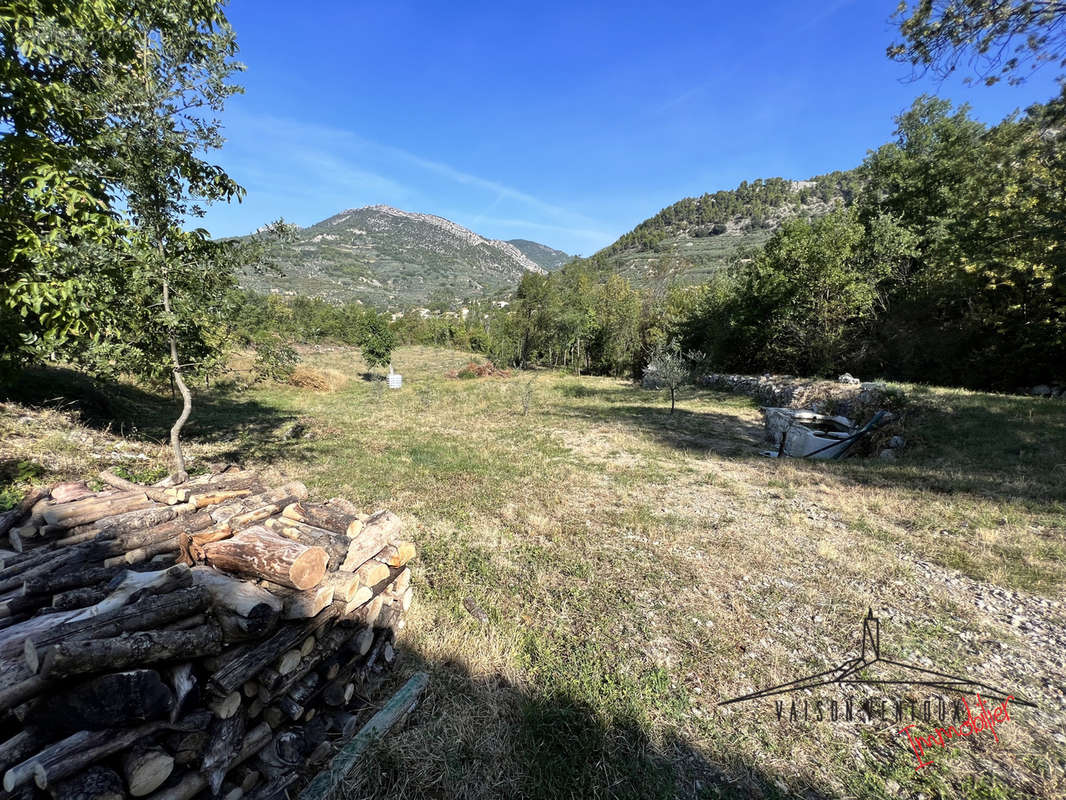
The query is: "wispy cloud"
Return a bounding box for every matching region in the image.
[222,111,606,238]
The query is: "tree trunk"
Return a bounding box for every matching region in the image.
[162,274,191,485]
[31,669,174,735]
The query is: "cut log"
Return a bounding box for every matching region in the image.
[276,650,302,676]
[52,765,125,800]
[280,504,363,538]
[202,527,327,590]
[338,512,401,572]
[375,541,417,568]
[98,471,174,505]
[31,669,174,735]
[191,489,252,509]
[162,731,207,767]
[0,730,45,776]
[261,518,347,570]
[208,691,242,719]
[321,572,361,603]
[203,714,246,795]
[0,488,49,538]
[3,711,209,792]
[355,560,389,588]
[207,608,340,697]
[43,494,155,530]
[209,484,307,526]
[123,747,174,797]
[65,565,193,624]
[26,585,208,655]
[256,582,334,620]
[190,567,282,626]
[37,623,223,680]
[144,722,271,800]
[22,565,124,597]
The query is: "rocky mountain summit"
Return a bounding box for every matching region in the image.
[241,205,549,307]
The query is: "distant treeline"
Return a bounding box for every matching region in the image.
[240,92,1064,391]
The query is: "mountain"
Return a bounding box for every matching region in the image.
[505,239,573,271]
[583,170,861,286]
[241,205,548,307]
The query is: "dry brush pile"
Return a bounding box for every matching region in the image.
[0,468,417,800]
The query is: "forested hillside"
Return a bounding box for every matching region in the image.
[239,206,547,307]
[374,93,1066,391]
[583,171,862,285]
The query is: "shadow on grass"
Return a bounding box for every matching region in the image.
[1,366,307,467]
[562,383,1066,513]
[351,650,836,800]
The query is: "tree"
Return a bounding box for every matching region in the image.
[1,2,134,363]
[1,2,248,482]
[889,1,1066,85]
[360,312,395,373]
[643,340,689,414]
[109,3,244,482]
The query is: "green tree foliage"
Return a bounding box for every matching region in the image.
[682,209,916,377]
[890,1,1066,85]
[643,340,689,413]
[360,312,395,372]
[857,92,1066,387]
[1,1,247,480]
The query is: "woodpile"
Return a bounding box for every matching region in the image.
[0,468,417,800]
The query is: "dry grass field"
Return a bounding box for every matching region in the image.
[2,345,1064,799]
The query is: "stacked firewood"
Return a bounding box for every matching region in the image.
[0,468,416,800]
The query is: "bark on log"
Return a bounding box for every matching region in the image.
[122,747,174,797]
[50,585,108,612]
[338,512,401,572]
[167,663,197,722]
[37,623,223,680]
[209,485,307,526]
[203,714,246,795]
[207,608,339,697]
[3,711,210,792]
[98,471,174,506]
[43,495,155,530]
[0,488,49,538]
[0,730,45,776]
[144,722,271,800]
[280,504,363,538]
[25,586,208,658]
[22,565,124,597]
[261,518,346,570]
[202,527,327,591]
[190,567,282,625]
[52,765,125,800]
[31,669,174,735]
[49,482,94,505]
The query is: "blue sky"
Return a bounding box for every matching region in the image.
[200,0,1063,255]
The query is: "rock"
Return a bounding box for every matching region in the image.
[889,435,906,449]
[879,449,897,461]
[1031,384,1052,396]
[837,373,860,385]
